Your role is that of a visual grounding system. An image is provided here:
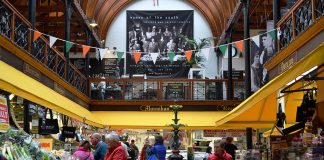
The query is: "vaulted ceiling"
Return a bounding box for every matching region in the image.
[79,0,238,40]
[10,0,288,50]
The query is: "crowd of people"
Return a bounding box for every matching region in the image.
[128,24,192,60]
[72,132,238,160]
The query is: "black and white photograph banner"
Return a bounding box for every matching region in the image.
[250,31,275,92]
[126,10,194,78]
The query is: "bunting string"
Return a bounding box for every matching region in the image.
[28,27,280,61]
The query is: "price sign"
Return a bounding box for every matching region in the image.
[0,95,9,132]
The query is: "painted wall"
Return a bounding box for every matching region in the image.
[105,0,218,78]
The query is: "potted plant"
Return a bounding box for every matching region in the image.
[178,35,215,68]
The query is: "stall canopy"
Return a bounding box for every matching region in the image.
[215,43,324,129]
[0,61,104,127]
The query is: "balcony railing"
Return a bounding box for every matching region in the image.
[277,0,324,50]
[0,0,86,94]
[89,78,245,101]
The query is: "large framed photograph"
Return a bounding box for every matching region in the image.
[126,10,194,78]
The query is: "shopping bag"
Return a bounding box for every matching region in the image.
[62,126,76,138]
[38,109,59,135]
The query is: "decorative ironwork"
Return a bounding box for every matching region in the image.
[294,0,312,36]
[80,79,86,94]
[68,66,75,86]
[206,82,224,100]
[14,19,29,51]
[315,0,324,19]
[46,48,56,70]
[57,57,65,78]
[0,2,12,38]
[234,80,245,100]
[32,38,46,63]
[1,0,87,95]
[279,17,293,49]
[142,82,158,100]
[193,81,206,100]
[74,74,81,90]
[89,79,244,101]
[125,82,144,100]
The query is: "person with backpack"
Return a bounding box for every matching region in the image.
[125,142,136,160]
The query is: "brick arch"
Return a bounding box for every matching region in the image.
[80,0,237,40]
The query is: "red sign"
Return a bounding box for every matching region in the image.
[203,129,256,137]
[0,95,9,132]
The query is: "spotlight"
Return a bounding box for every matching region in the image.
[89,19,98,27]
[9,94,15,100]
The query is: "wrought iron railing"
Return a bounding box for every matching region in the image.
[0,0,87,95]
[89,78,245,101]
[277,0,324,50]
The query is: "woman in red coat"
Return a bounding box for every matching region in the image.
[104,132,128,160]
[208,140,232,160]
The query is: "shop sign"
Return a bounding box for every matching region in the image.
[0,95,9,132]
[23,63,41,80]
[270,136,288,158]
[34,139,53,152]
[54,82,65,96]
[203,129,250,137]
[140,105,170,111]
[279,53,297,74]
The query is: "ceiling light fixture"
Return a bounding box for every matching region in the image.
[89,19,98,28]
[9,94,15,100]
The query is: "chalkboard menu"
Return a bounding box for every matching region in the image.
[166,83,184,100]
[103,58,118,78]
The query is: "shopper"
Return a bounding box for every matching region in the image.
[97,77,106,100]
[208,140,232,160]
[130,139,139,159]
[104,131,128,160]
[224,137,237,160]
[125,142,136,160]
[203,146,212,160]
[140,139,151,160]
[90,133,108,160]
[148,135,166,160]
[167,149,184,160]
[73,140,94,160]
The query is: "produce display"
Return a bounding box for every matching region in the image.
[0,129,56,160]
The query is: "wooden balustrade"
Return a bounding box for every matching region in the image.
[89,78,245,101]
[0,0,87,95]
[277,0,323,51]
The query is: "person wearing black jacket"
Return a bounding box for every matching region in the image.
[224,137,237,160]
[125,142,136,160]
